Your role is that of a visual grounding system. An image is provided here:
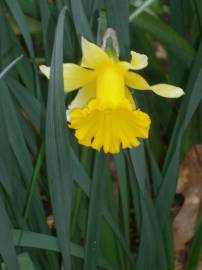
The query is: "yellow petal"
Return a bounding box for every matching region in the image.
[66,110,71,122]
[126,88,136,109]
[40,64,95,92]
[68,83,96,111]
[69,99,151,154]
[81,37,110,69]
[125,71,150,90]
[151,84,184,98]
[118,51,148,72]
[130,51,148,70]
[39,65,50,79]
[63,63,96,92]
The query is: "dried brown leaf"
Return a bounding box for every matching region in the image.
[173,145,202,267]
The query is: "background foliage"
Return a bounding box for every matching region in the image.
[0,0,202,269]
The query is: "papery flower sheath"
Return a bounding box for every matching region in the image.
[40,38,184,154]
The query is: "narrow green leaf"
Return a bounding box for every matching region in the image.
[168,0,185,85]
[18,253,36,270]
[0,80,33,184]
[0,103,30,221]
[0,197,19,270]
[105,0,130,58]
[83,0,103,18]
[0,110,16,197]
[0,55,23,79]
[45,6,73,270]
[128,146,167,270]
[0,80,51,261]
[2,253,36,270]
[101,166,126,270]
[4,0,41,99]
[37,0,55,63]
[103,210,134,265]
[13,229,82,256]
[7,14,41,35]
[114,153,129,243]
[7,78,45,135]
[145,142,162,196]
[19,144,45,241]
[19,0,38,17]
[13,230,117,270]
[66,149,134,267]
[83,153,106,270]
[71,149,91,196]
[195,0,202,27]
[130,0,155,20]
[156,62,202,227]
[5,0,35,57]
[130,12,195,66]
[70,0,94,41]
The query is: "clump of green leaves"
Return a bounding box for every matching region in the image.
[0,0,202,270]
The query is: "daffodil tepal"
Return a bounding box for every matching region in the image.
[40,38,184,154]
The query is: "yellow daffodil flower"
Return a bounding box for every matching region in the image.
[40,38,184,154]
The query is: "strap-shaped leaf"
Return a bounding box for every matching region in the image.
[45,6,73,270]
[0,197,19,270]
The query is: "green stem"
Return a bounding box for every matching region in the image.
[18,143,45,245]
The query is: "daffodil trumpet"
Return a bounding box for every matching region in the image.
[40,36,184,154]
